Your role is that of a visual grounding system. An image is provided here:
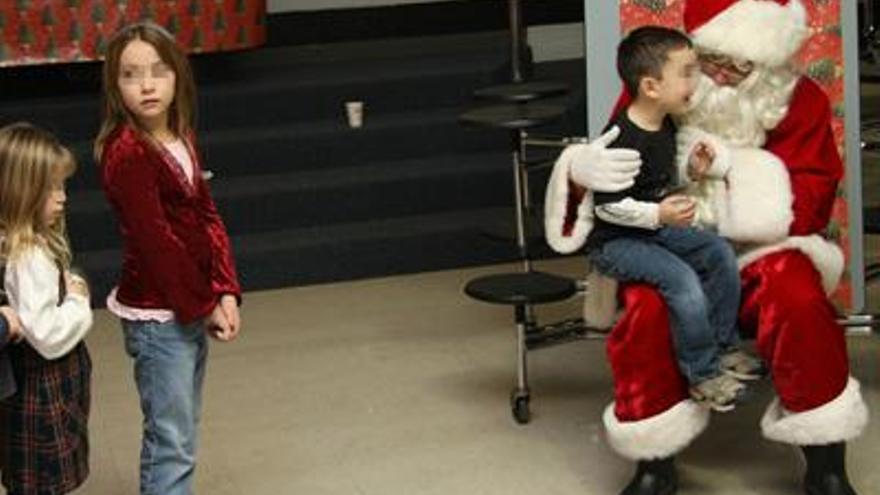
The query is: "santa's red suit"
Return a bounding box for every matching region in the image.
[545,0,868,462]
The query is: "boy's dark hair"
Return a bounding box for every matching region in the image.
[617,26,692,96]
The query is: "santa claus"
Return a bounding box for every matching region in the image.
[544,1,869,494]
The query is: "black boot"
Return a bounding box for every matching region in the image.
[619,457,678,495]
[802,443,859,495]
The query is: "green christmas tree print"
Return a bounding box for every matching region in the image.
[168,14,180,34]
[807,58,836,84]
[633,0,666,13]
[46,35,57,58]
[19,24,33,45]
[42,5,55,26]
[213,11,225,31]
[92,3,105,23]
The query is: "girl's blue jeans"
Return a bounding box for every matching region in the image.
[589,226,741,384]
[122,318,208,495]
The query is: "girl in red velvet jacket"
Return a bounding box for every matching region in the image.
[94,22,241,495]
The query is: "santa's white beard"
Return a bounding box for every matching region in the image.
[680,66,799,148]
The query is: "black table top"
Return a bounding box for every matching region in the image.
[474,81,570,103]
[464,271,577,305]
[458,102,567,130]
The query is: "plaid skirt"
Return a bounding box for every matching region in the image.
[0,342,91,495]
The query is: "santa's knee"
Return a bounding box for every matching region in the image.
[748,259,829,320]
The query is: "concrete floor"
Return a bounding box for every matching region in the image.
[37,256,880,495]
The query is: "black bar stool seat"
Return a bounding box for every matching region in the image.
[458,102,567,130]
[465,271,576,305]
[474,81,570,103]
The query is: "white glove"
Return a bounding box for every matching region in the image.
[568,126,641,193]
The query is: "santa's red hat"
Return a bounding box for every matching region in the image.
[684,0,808,67]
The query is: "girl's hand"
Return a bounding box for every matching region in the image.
[65,271,90,299]
[0,305,23,343]
[220,294,241,340]
[206,304,233,342]
[688,142,715,181]
[659,195,696,227]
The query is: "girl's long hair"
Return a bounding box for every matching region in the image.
[94,21,196,161]
[0,122,75,268]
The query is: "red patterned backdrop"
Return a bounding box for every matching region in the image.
[620,0,852,308]
[0,0,266,67]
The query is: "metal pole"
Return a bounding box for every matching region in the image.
[509,0,524,83]
[842,0,866,311]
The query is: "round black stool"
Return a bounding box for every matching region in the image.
[465,271,577,423]
[473,81,570,103]
[458,101,567,130]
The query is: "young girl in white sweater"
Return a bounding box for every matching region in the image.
[0,122,93,495]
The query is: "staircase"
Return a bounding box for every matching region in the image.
[0,32,585,302]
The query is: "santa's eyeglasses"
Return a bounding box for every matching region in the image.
[697,52,755,77]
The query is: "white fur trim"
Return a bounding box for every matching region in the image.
[716,147,793,243]
[544,145,593,254]
[691,0,808,67]
[761,377,869,445]
[738,235,845,295]
[582,269,618,329]
[603,400,710,460]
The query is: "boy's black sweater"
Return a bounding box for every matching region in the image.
[586,109,680,250]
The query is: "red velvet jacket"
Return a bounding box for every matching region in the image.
[100,125,240,324]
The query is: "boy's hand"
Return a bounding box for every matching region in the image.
[206,304,234,342]
[688,141,715,181]
[659,195,696,227]
[0,305,23,343]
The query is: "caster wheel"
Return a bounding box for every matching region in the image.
[511,393,530,424]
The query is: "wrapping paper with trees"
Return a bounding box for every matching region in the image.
[0,0,266,66]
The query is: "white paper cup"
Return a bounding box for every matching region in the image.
[345,101,364,128]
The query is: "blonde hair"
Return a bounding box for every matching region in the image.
[0,122,75,268]
[94,21,197,161]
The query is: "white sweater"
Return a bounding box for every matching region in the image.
[4,246,92,359]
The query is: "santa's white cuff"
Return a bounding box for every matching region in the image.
[603,400,710,461]
[761,376,869,445]
[544,145,593,254]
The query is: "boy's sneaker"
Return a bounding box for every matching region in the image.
[689,374,746,412]
[720,349,767,381]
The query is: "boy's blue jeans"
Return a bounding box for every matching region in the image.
[122,319,208,495]
[589,226,741,384]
